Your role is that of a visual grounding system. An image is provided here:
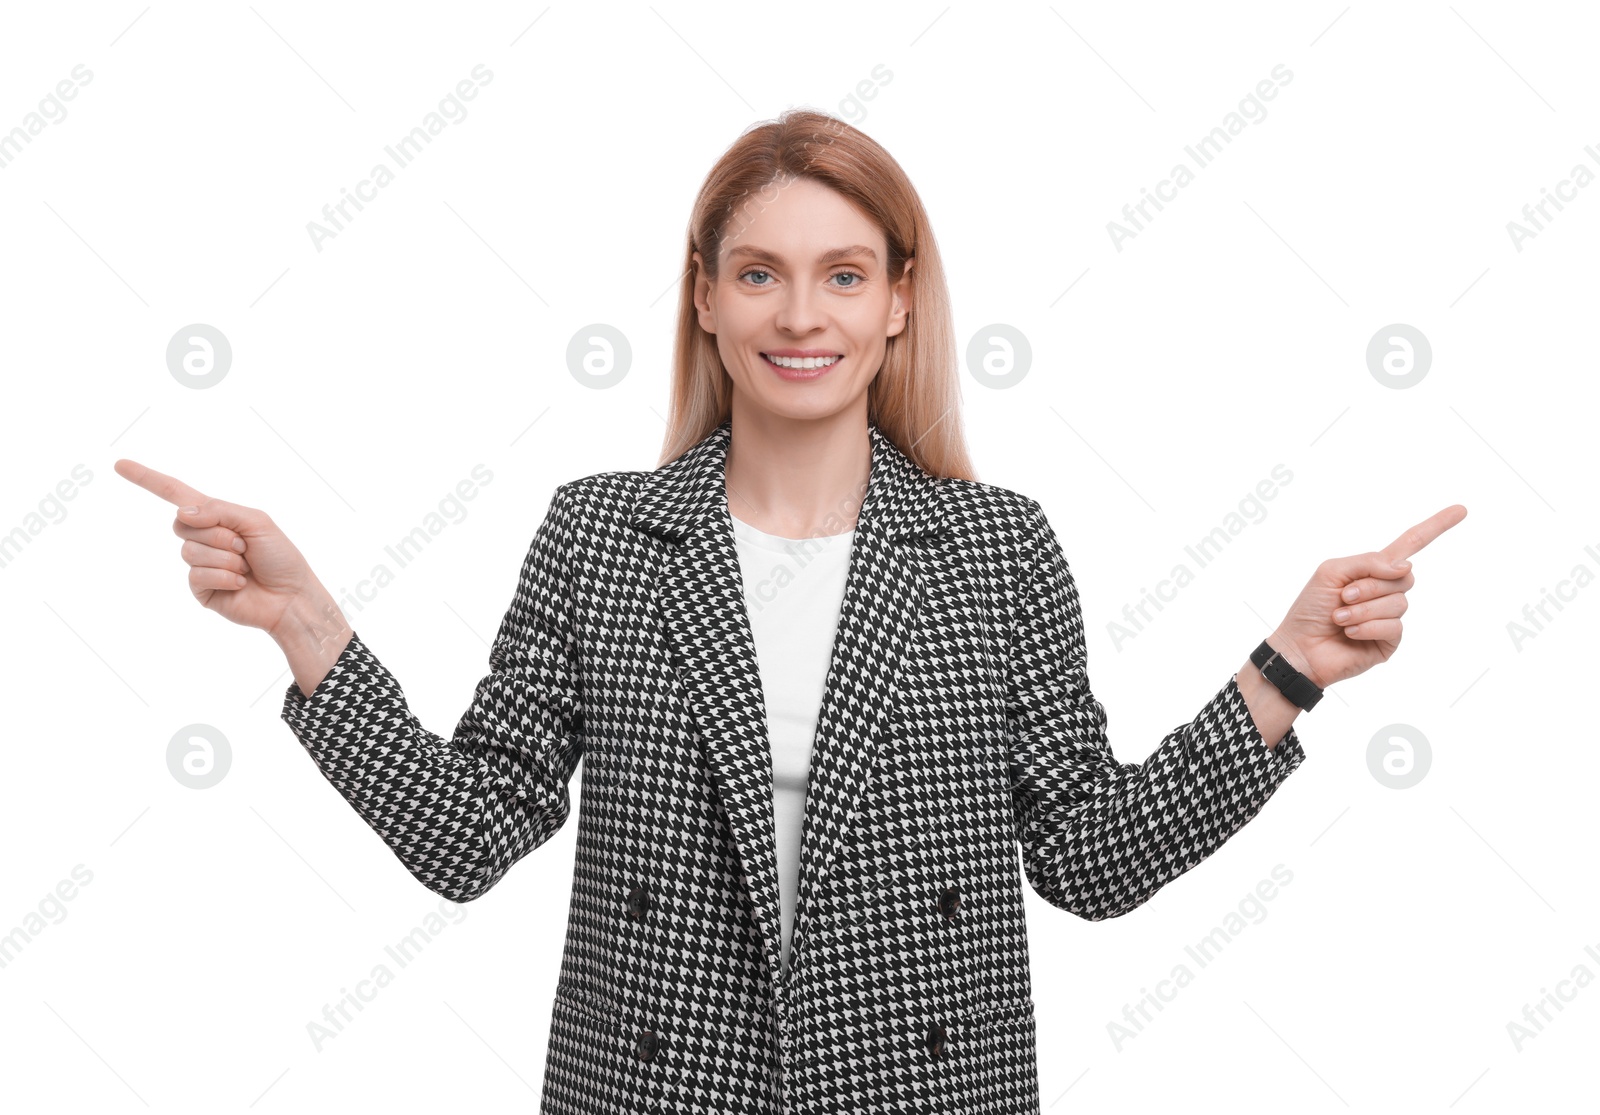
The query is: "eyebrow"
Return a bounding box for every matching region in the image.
[724,244,879,267]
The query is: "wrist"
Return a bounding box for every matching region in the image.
[1265,630,1325,692]
[270,585,350,654]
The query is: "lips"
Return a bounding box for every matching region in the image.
[760,351,843,378]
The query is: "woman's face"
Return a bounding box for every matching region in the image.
[693,176,912,425]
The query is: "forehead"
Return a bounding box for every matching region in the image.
[719,177,885,264]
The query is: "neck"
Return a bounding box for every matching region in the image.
[723,404,871,539]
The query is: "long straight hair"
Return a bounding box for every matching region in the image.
[657,109,976,481]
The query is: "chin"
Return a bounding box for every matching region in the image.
[752,389,866,424]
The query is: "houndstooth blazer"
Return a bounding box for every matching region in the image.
[281,417,1307,1114]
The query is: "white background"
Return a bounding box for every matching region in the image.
[1,2,1594,1111]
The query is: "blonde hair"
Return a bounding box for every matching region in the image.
[657,108,976,481]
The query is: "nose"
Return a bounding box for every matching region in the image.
[772,282,827,337]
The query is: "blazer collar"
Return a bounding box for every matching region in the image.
[629,418,947,1002]
[630,418,946,542]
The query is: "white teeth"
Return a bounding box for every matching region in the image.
[765,354,841,369]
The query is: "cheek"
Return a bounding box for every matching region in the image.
[713,299,762,340]
[850,311,894,352]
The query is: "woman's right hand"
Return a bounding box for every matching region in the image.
[115,458,318,637]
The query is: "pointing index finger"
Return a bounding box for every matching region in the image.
[1382,504,1468,562]
[113,458,209,509]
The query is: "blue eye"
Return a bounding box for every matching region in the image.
[736,269,868,288]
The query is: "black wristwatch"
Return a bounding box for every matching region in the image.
[1250,639,1324,712]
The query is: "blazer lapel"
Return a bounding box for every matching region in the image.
[629,418,947,1003]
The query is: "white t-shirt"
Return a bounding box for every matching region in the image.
[729,512,856,975]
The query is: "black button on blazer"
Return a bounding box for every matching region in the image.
[281,418,1307,1113]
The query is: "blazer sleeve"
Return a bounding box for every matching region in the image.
[279,482,585,903]
[1005,498,1307,921]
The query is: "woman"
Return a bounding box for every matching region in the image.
[117,109,1464,1114]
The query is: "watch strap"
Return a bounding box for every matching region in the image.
[1250,639,1324,711]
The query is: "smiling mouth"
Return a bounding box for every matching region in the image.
[761,352,843,370]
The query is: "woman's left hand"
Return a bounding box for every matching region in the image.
[1267,504,1468,691]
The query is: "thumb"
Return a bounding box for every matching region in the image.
[177,497,260,533]
[1321,550,1411,585]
